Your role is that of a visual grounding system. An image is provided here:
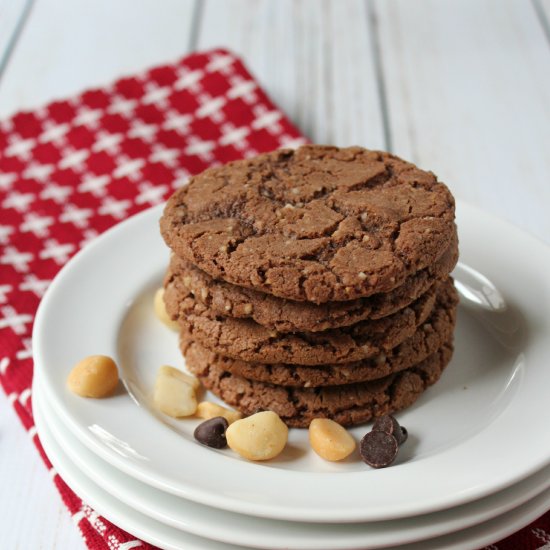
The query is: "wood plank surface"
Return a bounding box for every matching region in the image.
[374,0,550,243]
[0,0,30,70]
[0,1,549,548]
[197,0,386,148]
[0,390,84,549]
[0,0,198,117]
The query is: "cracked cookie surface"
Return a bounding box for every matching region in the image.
[160,145,456,303]
[169,278,455,366]
[186,344,454,428]
[165,232,457,332]
[181,279,457,387]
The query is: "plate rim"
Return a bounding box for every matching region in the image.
[32,385,550,550]
[33,200,550,522]
[33,378,550,550]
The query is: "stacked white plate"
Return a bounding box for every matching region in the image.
[32,201,550,550]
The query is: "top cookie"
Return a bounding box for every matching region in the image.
[160,145,456,303]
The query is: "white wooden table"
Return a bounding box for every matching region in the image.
[1,0,549,547]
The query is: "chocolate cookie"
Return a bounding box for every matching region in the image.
[170,279,452,366]
[181,283,456,387]
[186,344,454,428]
[160,145,456,303]
[165,232,458,333]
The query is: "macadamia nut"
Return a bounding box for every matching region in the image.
[309,418,356,461]
[226,411,288,461]
[154,365,197,417]
[67,355,119,398]
[154,288,179,331]
[158,365,200,391]
[196,401,242,424]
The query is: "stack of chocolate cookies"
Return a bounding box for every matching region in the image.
[160,145,458,428]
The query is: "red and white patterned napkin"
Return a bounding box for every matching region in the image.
[0,48,547,550]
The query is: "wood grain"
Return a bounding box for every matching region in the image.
[0,0,198,117]
[374,0,550,243]
[197,0,386,148]
[0,391,84,549]
[0,0,31,77]
[0,1,549,548]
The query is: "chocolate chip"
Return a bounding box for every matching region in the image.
[360,431,399,468]
[194,417,229,449]
[372,415,407,445]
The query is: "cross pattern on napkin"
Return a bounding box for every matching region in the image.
[0,48,305,550]
[0,47,547,550]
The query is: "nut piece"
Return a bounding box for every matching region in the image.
[67,355,119,398]
[154,365,197,417]
[154,288,179,331]
[226,411,288,461]
[196,401,242,424]
[309,419,356,461]
[158,365,200,391]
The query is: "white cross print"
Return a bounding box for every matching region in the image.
[113,156,145,181]
[174,68,204,93]
[109,537,143,550]
[196,93,226,123]
[219,123,250,150]
[206,53,235,75]
[227,76,258,104]
[533,528,550,548]
[39,238,75,264]
[20,212,54,237]
[98,197,131,219]
[0,225,14,244]
[5,136,36,161]
[60,204,93,228]
[19,274,50,297]
[142,82,172,109]
[2,191,35,212]
[162,110,192,133]
[18,386,32,405]
[252,104,283,133]
[16,339,33,361]
[92,131,123,154]
[85,505,106,533]
[22,162,54,183]
[185,137,215,162]
[39,121,69,145]
[0,306,33,335]
[40,183,72,203]
[279,135,308,149]
[0,246,33,272]
[0,118,13,133]
[149,144,180,167]
[172,168,190,189]
[128,120,158,143]
[73,105,103,129]
[107,95,137,117]
[78,173,110,197]
[80,228,98,248]
[0,357,9,375]
[58,147,89,172]
[0,285,12,303]
[0,172,17,191]
[135,182,167,206]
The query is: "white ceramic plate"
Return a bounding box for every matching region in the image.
[34,379,550,550]
[33,387,550,550]
[33,201,550,522]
